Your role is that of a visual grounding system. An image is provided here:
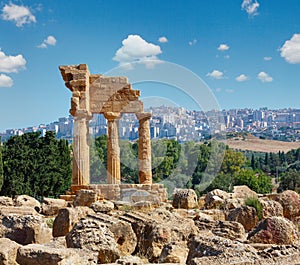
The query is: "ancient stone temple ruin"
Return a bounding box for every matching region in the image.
[59,64,167,202]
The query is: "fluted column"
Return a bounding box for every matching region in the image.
[136,112,152,184]
[72,110,92,186]
[104,112,121,184]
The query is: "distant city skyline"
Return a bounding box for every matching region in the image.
[0,1,300,131]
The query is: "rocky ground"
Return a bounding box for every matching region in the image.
[1,186,300,264]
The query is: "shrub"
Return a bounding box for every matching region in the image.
[245,197,262,220]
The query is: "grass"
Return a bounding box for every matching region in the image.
[245,197,263,220]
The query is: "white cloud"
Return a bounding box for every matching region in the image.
[38,35,57,48]
[280,34,300,64]
[113,35,163,68]
[158,36,168,43]
[236,74,249,82]
[225,89,234,93]
[206,70,224,79]
[189,39,197,46]
[264,56,272,61]
[0,50,26,73]
[257,71,273,83]
[242,0,260,17]
[216,88,222,92]
[224,55,230,59]
[1,3,36,27]
[218,44,229,51]
[0,74,13,87]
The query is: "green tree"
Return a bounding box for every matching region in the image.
[1,131,72,198]
[278,170,300,193]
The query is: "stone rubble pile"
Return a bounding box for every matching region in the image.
[0,186,300,264]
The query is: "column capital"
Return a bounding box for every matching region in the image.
[75,110,92,120]
[136,112,152,121]
[104,112,121,121]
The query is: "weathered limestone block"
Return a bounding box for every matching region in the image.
[0,214,51,245]
[84,213,137,257]
[233,185,258,200]
[0,196,14,207]
[66,216,120,264]
[159,241,189,264]
[172,189,198,209]
[212,220,246,241]
[248,216,298,245]
[73,189,98,207]
[52,206,94,237]
[227,205,259,232]
[120,208,198,262]
[14,195,41,213]
[204,189,230,209]
[90,200,114,213]
[0,238,20,265]
[16,244,98,265]
[41,198,67,216]
[274,190,300,220]
[259,198,283,219]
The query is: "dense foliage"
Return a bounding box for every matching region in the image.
[0,131,72,198]
[1,131,300,198]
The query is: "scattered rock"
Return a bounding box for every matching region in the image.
[227,205,258,232]
[91,200,114,213]
[274,190,300,220]
[52,206,94,237]
[0,196,14,207]
[0,214,51,245]
[41,197,67,216]
[212,220,246,240]
[116,255,144,265]
[204,189,230,209]
[16,244,97,265]
[66,216,120,263]
[0,238,20,265]
[73,189,98,207]
[14,195,41,213]
[159,241,189,264]
[259,198,283,219]
[248,216,298,245]
[172,189,198,209]
[187,233,259,264]
[233,185,258,200]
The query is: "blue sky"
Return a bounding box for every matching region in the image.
[0,0,300,131]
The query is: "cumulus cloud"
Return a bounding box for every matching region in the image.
[257,71,273,83]
[189,39,197,46]
[0,74,13,87]
[113,35,163,69]
[0,50,26,73]
[1,3,36,27]
[264,56,272,61]
[38,35,57,48]
[206,70,224,79]
[236,74,249,82]
[158,36,168,43]
[218,44,229,51]
[242,0,260,17]
[280,34,300,64]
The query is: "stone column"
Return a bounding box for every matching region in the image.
[136,112,152,184]
[104,112,121,184]
[72,110,92,186]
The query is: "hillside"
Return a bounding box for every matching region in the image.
[222,134,300,153]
